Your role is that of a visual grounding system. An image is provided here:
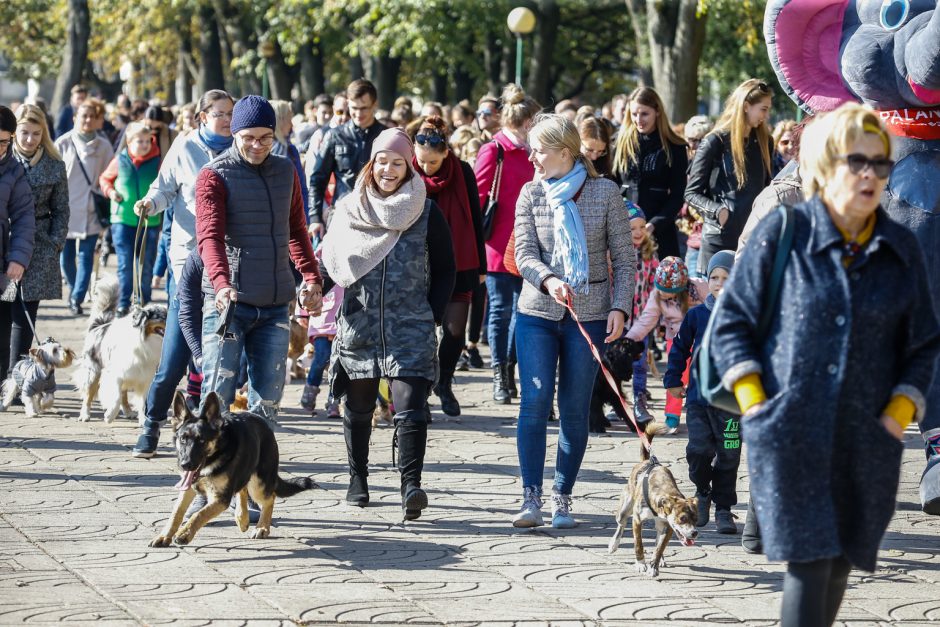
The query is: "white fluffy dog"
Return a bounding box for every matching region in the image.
[0,338,76,416]
[73,276,167,423]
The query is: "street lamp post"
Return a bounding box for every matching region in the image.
[506,7,536,87]
[259,39,276,99]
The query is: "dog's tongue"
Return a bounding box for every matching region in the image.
[174,470,199,491]
[681,536,695,547]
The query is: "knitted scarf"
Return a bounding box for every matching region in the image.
[13,145,43,169]
[322,171,427,287]
[198,125,233,153]
[416,152,478,272]
[543,161,589,294]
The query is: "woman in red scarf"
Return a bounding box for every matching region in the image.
[409,116,486,416]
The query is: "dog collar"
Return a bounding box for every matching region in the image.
[640,456,661,512]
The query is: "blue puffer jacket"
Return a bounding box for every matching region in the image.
[663,294,715,406]
[0,149,36,293]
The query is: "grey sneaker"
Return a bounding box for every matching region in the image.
[184,494,208,521]
[715,508,738,534]
[300,384,319,411]
[512,487,544,528]
[550,492,576,529]
[695,491,711,528]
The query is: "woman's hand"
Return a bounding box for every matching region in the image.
[879,414,905,441]
[108,189,123,202]
[5,262,24,282]
[299,282,323,317]
[134,199,152,216]
[543,276,573,306]
[605,309,625,343]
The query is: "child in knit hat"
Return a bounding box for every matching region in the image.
[664,249,741,534]
[625,256,708,430]
[626,201,660,426]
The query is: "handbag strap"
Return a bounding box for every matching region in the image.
[488,142,504,200]
[71,138,98,191]
[755,204,795,337]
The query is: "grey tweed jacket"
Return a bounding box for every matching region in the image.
[514,176,634,322]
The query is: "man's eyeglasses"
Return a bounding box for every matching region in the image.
[0,139,11,149]
[415,133,445,146]
[840,153,894,179]
[239,134,275,147]
[207,111,233,120]
[334,110,348,116]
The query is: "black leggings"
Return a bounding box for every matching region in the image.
[439,301,470,380]
[468,282,486,345]
[345,376,430,418]
[781,556,852,627]
[0,298,40,381]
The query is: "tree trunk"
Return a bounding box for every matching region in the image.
[454,51,475,102]
[624,0,653,87]
[348,46,365,81]
[372,54,401,110]
[646,0,707,121]
[483,34,503,96]
[52,0,90,114]
[197,4,226,93]
[528,0,561,105]
[264,41,294,101]
[432,73,448,103]
[299,41,326,99]
[175,30,194,106]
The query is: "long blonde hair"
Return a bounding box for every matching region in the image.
[611,86,685,177]
[270,99,293,144]
[528,113,599,178]
[711,78,773,189]
[14,104,61,161]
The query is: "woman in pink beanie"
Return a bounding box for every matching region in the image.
[321,127,456,521]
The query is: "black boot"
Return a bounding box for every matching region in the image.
[395,412,428,521]
[506,361,518,398]
[344,408,373,507]
[742,495,763,553]
[492,365,510,404]
[435,375,461,416]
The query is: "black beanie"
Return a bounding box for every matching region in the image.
[0,106,16,134]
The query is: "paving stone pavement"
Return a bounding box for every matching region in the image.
[2,291,940,626]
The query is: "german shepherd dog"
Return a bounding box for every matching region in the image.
[589,337,647,434]
[608,422,699,577]
[149,391,316,547]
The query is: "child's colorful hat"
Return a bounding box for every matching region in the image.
[654,256,689,294]
[625,199,646,221]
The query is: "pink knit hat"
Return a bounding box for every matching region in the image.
[371,127,414,162]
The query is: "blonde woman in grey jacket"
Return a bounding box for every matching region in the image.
[512,114,635,529]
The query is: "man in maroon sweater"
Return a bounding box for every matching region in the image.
[196,95,322,421]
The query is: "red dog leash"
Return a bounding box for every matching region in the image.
[564,295,651,452]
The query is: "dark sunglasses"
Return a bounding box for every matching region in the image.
[753,81,770,93]
[841,153,894,179]
[415,133,445,146]
[478,109,495,117]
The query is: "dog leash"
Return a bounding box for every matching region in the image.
[564,295,651,452]
[15,283,40,348]
[131,218,149,307]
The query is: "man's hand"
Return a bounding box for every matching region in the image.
[215,287,237,313]
[879,414,905,441]
[308,223,325,239]
[299,282,323,317]
[666,386,686,400]
[108,189,123,202]
[543,276,573,306]
[717,206,730,227]
[134,199,153,217]
[605,309,625,343]
[5,262,24,282]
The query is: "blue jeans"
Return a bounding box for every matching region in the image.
[143,274,193,425]
[201,299,290,420]
[515,312,606,495]
[486,272,522,366]
[686,245,703,279]
[61,235,98,305]
[306,336,332,387]
[111,223,159,309]
[632,336,649,395]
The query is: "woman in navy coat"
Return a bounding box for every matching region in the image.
[711,103,940,627]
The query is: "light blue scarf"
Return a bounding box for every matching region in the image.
[198,126,233,153]
[543,161,589,294]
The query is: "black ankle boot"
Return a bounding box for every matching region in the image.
[395,413,428,520]
[435,375,461,416]
[344,408,373,507]
[492,366,510,404]
[506,361,518,398]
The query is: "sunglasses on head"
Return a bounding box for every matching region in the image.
[754,81,770,93]
[841,153,894,179]
[415,133,445,146]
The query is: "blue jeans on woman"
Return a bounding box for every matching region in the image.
[515,312,606,495]
[111,223,159,309]
[61,235,98,306]
[486,272,522,366]
[201,299,290,421]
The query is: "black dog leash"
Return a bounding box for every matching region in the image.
[15,283,40,348]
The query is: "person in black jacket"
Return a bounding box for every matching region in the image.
[307,79,386,238]
[685,78,773,272]
[611,87,688,259]
[407,115,486,417]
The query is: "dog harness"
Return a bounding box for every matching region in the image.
[10,358,56,397]
[639,456,661,512]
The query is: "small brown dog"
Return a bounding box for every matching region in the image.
[608,422,699,577]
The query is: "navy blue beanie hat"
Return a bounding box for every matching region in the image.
[707,249,735,279]
[230,95,276,135]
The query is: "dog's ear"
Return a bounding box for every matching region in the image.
[29,347,40,360]
[201,392,225,430]
[656,496,673,514]
[170,391,190,431]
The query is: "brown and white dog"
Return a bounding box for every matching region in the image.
[608,422,699,577]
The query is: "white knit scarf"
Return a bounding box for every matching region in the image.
[322,172,427,287]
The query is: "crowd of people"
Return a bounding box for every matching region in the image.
[0,72,936,627]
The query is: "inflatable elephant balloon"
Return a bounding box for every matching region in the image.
[765,0,940,514]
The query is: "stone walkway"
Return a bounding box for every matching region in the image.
[2,291,940,625]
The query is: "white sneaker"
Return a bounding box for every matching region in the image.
[512,486,544,528]
[551,492,577,529]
